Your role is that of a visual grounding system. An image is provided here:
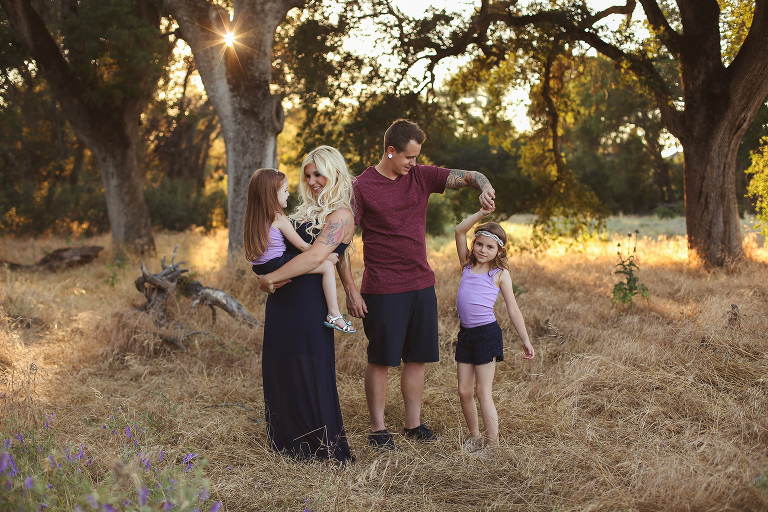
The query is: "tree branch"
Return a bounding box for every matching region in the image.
[637,0,683,57]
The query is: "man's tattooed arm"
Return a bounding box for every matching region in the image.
[445,169,491,190]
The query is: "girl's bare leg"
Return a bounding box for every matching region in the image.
[475,360,498,446]
[457,362,481,442]
[308,260,348,330]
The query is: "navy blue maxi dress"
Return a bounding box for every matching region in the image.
[261,222,354,463]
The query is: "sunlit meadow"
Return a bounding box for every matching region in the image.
[1,216,767,511]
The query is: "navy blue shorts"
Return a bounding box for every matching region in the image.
[362,286,439,367]
[455,321,503,365]
[251,252,296,275]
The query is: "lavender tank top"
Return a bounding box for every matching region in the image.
[250,223,286,264]
[456,266,502,328]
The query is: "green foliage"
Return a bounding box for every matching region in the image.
[0,410,220,512]
[57,0,168,110]
[746,137,768,238]
[144,178,227,232]
[0,180,109,237]
[655,202,685,219]
[611,231,649,307]
[104,250,128,287]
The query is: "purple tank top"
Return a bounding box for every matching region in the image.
[250,223,286,264]
[456,266,502,328]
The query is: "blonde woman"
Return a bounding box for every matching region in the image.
[257,146,356,463]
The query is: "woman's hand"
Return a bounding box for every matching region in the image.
[258,274,290,294]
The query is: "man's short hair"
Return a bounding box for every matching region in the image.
[384,119,426,153]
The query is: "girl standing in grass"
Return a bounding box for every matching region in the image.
[454,209,535,452]
[244,167,355,333]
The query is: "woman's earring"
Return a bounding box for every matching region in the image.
[388,154,392,159]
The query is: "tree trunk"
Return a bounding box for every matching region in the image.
[682,131,742,265]
[89,133,155,254]
[164,0,300,260]
[0,0,157,254]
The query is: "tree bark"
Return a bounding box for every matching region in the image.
[164,0,302,260]
[669,0,768,264]
[0,0,158,254]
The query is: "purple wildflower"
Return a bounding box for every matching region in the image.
[76,444,85,461]
[48,455,55,468]
[87,457,93,466]
[184,463,192,473]
[158,449,165,462]
[3,439,10,449]
[15,433,23,444]
[210,501,222,512]
[86,494,99,509]
[102,425,106,429]
[182,453,197,464]
[162,501,173,511]
[2,453,19,477]
[24,476,33,489]
[125,427,132,439]
[194,509,201,512]
[102,504,118,512]
[304,497,310,512]
[3,478,11,491]
[199,488,209,501]
[47,483,53,489]
[138,487,149,506]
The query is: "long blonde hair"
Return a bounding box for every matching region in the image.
[243,168,286,262]
[290,146,355,240]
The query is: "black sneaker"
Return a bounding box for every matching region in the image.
[368,429,397,450]
[402,424,437,442]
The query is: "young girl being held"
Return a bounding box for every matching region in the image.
[454,209,534,452]
[243,168,355,333]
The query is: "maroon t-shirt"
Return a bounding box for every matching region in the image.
[354,164,451,294]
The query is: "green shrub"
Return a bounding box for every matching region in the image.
[144,178,227,232]
[611,230,649,307]
[746,136,768,238]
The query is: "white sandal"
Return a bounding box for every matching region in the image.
[324,314,356,333]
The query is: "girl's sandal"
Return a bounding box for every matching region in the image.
[324,314,356,333]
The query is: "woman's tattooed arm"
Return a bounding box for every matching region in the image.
[317,218,348,246]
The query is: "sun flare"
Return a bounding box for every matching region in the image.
[224,31,235,47]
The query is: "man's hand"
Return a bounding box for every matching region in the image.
[346,289,368,318]
[479,184,496,211]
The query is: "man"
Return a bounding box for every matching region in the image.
[339,119,496,449]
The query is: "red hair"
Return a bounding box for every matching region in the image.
[243,168,286,261]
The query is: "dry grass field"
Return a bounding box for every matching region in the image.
[1,219,768,511]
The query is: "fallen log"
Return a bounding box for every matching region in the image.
[133,246,261,349]
[1,246,103,272]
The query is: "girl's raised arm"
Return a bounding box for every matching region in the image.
[272,213,311,251]
[498,269,535,359]
[455,209,492,266]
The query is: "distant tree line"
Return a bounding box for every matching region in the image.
[1,0,767,265]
